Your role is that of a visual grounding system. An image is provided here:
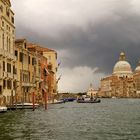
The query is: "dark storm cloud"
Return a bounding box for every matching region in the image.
[12,0,140,74]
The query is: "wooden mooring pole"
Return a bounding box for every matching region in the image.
[44,92,47,110]
[32,92,35,111]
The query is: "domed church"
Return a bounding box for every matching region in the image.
[113,52,133,77]
[99,52,140,98]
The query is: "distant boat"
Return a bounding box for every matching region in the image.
[0,106,7,113]
[51,99,65,104]
[112,96,117,99]
[63,98,76,102]
[77,99,101,103]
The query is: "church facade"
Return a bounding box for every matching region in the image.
[99,52,140,98]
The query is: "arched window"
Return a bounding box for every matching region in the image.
[7,36,8,51]
[9,38,11,52]
[2,34,4,49]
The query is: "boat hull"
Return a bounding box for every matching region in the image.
[0,107,7,113]
[51,101,64,104]
[77,99,101,103]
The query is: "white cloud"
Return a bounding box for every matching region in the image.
[131,0,140,14]
[57,66,106,93]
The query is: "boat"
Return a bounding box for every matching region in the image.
[7,103,39,110]
[63,98,76,102]
[77,99,101,103]
[51,99,65,104]
[0,106,7,113]
[112,96,117,99]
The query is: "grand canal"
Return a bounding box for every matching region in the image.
[0,99,140,140]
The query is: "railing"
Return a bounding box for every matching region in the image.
[22,82,36,87]
[14,74,18,80]
[7,72,13,79]
[0,49,16,61]
[7,52,17,61]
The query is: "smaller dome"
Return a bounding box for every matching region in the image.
[135,61,140,73]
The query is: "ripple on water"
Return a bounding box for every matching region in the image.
[0,99,140,140]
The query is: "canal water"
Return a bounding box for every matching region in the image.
[0,99,140,140]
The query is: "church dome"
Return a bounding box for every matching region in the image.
[135,61,140,73]
[113,52,132,77]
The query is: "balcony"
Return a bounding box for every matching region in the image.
[13,56,17,62]
[3,72,8,79]
[7,52,17,61]
[3,51,8,58]
[14,74,18,80]
[22,82,35,87]
[7,72,13,79]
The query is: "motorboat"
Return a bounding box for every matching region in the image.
[63,98,76,102]
[77,99,101,103]
[51,99,65,104]
[0,106,7,113]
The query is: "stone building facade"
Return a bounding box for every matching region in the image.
[0,0,58,105]
[0,0,17,104]
[99,52,139,98]
[27,43,58,103]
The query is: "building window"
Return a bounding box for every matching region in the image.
[28,56,30,64]
[13,81,16,89]
[7,80,12,89]
[20,52,23,62]
[2,34,4,49]
[7,63,11,73]
[20,71,22,81]
[32,57,36,65]
[48,64,52,71]
[0,86,2,94]
[7,36,8,51]
[0,5,3,12]
[15,50,18,58]
[13,66,17,74]
[2,21,4,27]
[3,80,6,89]
[29,72,30,82]
[11,17,14,24]
[6,8,10,17]
[3,62,5,71]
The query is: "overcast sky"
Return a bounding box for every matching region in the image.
[11,0,140,92]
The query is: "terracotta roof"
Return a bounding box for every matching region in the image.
[27,43,56,53]
[15,39,26,43]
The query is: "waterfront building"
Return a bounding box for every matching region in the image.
[99,76,113,98]
[15,39,42,103]
[38,54,48,104]
[0,0,17,104]
[99,52,136,98]
[87,83,98,97]
[27,43,58,102]
[134,61,140,97]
